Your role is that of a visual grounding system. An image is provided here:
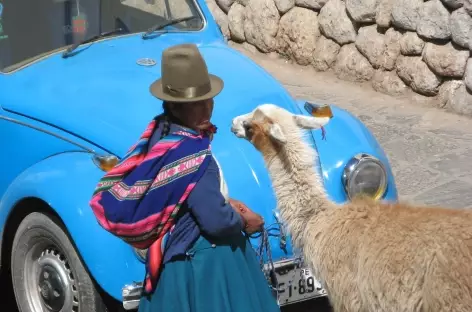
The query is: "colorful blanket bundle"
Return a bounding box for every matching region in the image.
[89,116,213,294]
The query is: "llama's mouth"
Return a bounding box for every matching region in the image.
[230,125,246,138]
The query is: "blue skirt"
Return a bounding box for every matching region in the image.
[138,233,281,312]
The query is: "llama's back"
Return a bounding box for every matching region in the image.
[356,200,472,312]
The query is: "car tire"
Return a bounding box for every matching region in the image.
[11,212,107,312]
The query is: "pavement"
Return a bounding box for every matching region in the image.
[231,42,472,209]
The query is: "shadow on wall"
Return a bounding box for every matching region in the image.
[206,0,472,117]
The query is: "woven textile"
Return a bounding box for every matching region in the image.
[90,117,213,293]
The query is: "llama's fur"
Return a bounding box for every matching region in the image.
[231,104,472,312]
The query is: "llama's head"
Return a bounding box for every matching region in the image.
[231,104,330,154]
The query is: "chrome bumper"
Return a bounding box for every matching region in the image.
[262,257,303,271]
[122,282,143,310]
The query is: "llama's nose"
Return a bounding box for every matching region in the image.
[230,119,238,134]
[231,116,240,128]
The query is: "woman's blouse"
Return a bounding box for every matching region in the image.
[148,121,245,263]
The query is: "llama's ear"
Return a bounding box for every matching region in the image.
[293,115,330,130]
[268,123,287,144]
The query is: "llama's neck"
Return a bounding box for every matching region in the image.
[264,130,332,248]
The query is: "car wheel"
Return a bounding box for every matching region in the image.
[11,212,107,312]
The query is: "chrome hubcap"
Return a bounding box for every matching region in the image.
[24,246,79,312]
[38,260,65,311]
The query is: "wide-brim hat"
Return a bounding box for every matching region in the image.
[150,43,224,103]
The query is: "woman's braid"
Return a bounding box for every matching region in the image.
[160,102,172,139]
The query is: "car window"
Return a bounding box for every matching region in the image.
[0,0,203,73]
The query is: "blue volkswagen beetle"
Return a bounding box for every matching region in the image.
[0,0,398,310]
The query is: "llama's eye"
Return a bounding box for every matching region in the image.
[243,121,252,131]
[242,121,254,138]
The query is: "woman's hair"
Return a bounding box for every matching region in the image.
[159,100,193,139]
[162,101,172,116]
[159,101,172,139]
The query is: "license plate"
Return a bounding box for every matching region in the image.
[275,267,326,305]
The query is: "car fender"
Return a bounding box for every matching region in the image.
[294,99,398,204]
[0,151,144,301]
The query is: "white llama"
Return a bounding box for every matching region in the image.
[230,103,472,312]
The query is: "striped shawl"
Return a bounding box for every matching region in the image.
[89,116,213,294]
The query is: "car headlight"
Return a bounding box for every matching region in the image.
[342,154,387,200]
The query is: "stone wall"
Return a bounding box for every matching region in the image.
[206,0,472,116]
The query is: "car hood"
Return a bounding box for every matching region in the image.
[1,35,298,156]
[1,35,303,260]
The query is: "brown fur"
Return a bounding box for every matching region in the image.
[235,106,472,312]
[246,116,279,152]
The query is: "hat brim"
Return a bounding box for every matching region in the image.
[150,74,224,103]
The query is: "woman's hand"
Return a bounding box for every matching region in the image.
[229,198,264,235]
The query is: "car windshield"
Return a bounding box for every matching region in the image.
[0,0,203,73]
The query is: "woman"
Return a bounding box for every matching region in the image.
[90,43,281,312]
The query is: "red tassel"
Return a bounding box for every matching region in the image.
[208,124,218,134]
[199,123,218,136]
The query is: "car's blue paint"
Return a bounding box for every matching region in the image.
[0,112,75,200]
[293,99,398,204]
[0,109,105,199]
[0,0,398,304]
[0,151,145,300]
[0,38,297,159]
